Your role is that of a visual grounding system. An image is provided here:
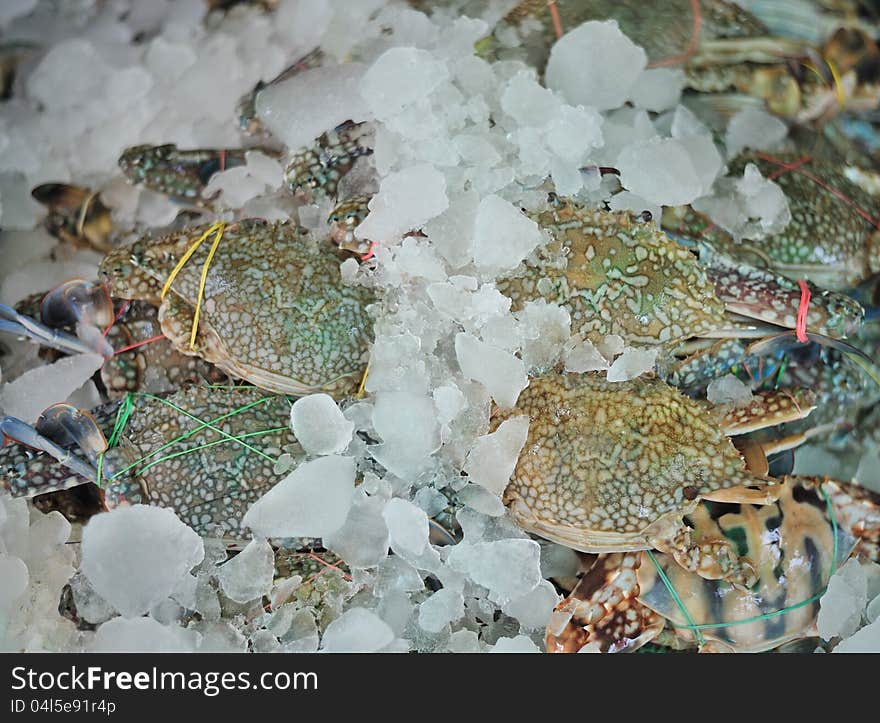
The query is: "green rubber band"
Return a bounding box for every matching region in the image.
[130,426,287,476]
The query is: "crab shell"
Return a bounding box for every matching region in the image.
[98,219,375,398]
[497,204,728,347]
[494,372,819,591]
[1,386,296,537]
[667,153,880,292]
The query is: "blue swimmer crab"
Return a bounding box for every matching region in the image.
[97,218,376,397]
[547,476,880,653]
[1,385,295,537]
[492,371,816,589]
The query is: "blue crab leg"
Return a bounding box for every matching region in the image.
[1,415,98,484]
[0,303,112,358]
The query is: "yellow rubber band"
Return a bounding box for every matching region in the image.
[160,221,225,299]
[159,221,226,351]
[190,223,226,350]
[356,361,370,399]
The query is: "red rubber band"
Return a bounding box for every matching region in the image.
[547,1,563,39]
[360,241,378,261]
[796,279,811,343]
[113,333,166,355]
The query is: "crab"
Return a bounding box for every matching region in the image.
[0,385,296,537]
[97,218,376,397]
[30,183,115,253]
[482,0,871,121]
[118,144,251,202]
[497,199,864,351]
[492,371,819,590]
[664,152,880,292]
[546,476,880,653]
[282,120,374,201]
[5,280,225,400]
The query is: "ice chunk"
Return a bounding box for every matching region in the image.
[546,20,646,111]
[501,70,561,127]
[455,333,528,409]
[91,616,198,652]
[69,572,116,625]
[564,337,610,372]
[355,163,448,241]
[217,538,274,604]
[243,455,355,538]
[515,299,571,371]
[1,353,105,423]
[425,190,479,268]
[503,580,560,631]
[617,137,703,206]
[81,506,204,619]
[202,151,282,208]
[458,484,507,516]
[290,394,354,455]
[370,391,440,478]
[490,635,541,652]
[833,618,880,653]
[360,47,449,121]
[629,68,685,112]
[693,163,791,240]
[255,63,370,152]
[383,498,430,557]
[447,539,542,604]
[447,629,481,652]
[324,491,390,568]
[725,107,788,157]
[433,383,467,425]
[707,374,754,407]
[472,194,543,275]
[320,607,395,652]
[418,588,465,633]
[464,416,529,496]
[606,347,658,382]
[818,558,868,640]
[0,553,28,605]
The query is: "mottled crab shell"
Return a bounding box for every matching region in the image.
[492,0,768,70]
[496,204,727,346]
[494,372,770,552]
[671,153,880,291]
[99,219,376,397]
[1,386,296,537]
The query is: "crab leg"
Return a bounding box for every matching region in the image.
[1,415,97,484]
[0,303,111,358]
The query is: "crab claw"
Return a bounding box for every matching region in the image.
[36,403,108,467]
[41,279,114,330]
[0,302,112,359]
[1,415,97,485]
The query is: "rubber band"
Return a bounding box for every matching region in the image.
[647,0,701,68]
[190,222,225,350]
[547,1,563,39]
[360,241,378,261]
[795,279,811,343]
[113,333,166,355]
[159,221,227,351]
